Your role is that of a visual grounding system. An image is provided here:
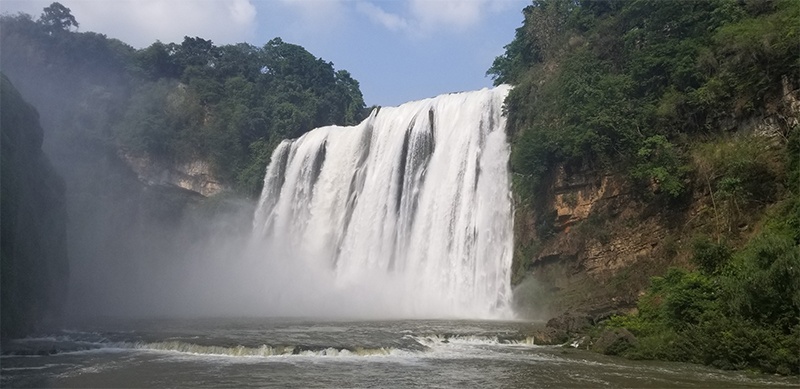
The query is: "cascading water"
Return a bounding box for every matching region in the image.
[252,85,514,319]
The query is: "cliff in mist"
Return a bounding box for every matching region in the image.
[1,74,69,338]
[0,3,366,318]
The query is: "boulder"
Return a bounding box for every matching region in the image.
[591,328,637,355]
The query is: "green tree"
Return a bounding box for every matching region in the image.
[39,2,78,33]
[136,41,181,80]
[2,6,366,198]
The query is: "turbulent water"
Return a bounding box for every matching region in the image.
[3,318,795,388]
[252,86,514,319]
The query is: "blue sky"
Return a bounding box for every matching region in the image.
[1,0,528,107]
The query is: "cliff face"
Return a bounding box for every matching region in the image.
[513,167,688,319]
[513,82,800,321]
[1,74,69,338]
[120,151,227,197]
[0,67,247,319]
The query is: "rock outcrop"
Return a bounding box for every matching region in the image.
[511,80,800,322]
[1,74,69,338]
[512,164,682,319]
[121,152,227,197]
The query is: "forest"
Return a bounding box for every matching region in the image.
[490,0,799,375]
[1,3,366,197]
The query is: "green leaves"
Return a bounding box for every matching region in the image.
[691,237,731,275]
[605,236,799,374]
[497,0,799,207]
[602,186,800,374]
[39,2,78,33]
[65,26,366,196]
[632,135,687,198]
[726,232,800,331]
[711,0,800,115]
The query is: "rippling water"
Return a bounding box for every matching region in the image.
[1,318,794,388]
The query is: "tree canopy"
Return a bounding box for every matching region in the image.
[0,3,367,196]
[493,0,799,200]
[39,2,78,33]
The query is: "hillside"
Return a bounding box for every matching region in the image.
[0,5,366,197]
[492,0,799,374]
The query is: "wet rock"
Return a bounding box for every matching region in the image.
[591,328,637,356]
[521,326,568,345]
[545,312,592,335]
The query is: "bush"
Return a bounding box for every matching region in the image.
[631,135,688,197]
[723,232,800,332]
[603,220,800,375]
[691,237,731,275]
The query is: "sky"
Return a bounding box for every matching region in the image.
[0,0,528,107]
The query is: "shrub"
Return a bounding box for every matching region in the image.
[691,237,731,275]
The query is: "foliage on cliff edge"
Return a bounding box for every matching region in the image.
[492,0,800,375]
[602,160,800,374]
[0,4,367,196]
[492,0,798,200]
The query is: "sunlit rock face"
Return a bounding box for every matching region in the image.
[253,86,514,319]
[121,152,226,197]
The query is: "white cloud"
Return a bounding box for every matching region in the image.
[356,2,407,32]
[61,0,257,48]
[355,0,511,36]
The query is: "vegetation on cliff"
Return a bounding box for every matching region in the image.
[1,74,69,338]
[596,131,799,374]
[492,0,799,375]
[491,0,798,201]
[0,3,366,196]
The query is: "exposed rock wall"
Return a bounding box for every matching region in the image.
[512,80,800,321]
[121,152,227,197]
[0,74,69,338]
[512,165,686,319]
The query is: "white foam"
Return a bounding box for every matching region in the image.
[252,86,514,319]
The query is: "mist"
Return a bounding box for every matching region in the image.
[0,57,422,320]
[0,11,515,323]
[62,198,439,320]
[0,27,280,320]
[2,64,513,321]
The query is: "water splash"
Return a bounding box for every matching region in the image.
[253,86,514,319]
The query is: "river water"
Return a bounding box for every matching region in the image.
[2,318,794,388]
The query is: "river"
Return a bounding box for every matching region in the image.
[2,318,794,388]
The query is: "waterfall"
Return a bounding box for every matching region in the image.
[252,85,513,319]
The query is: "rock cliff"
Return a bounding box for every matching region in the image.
[1,74,69,338]
[513,80,800,321]
[120,151,227,197]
